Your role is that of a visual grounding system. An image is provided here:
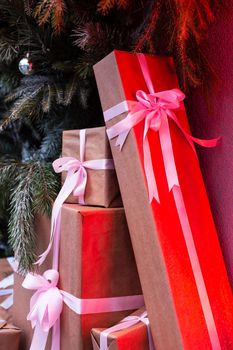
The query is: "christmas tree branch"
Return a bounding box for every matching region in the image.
[8,164,36,273]
[7,161,59,272]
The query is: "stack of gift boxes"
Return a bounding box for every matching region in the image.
[9,50,233,350]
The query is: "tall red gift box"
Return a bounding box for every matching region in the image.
[94,51,233,350]
[58,204,142,350]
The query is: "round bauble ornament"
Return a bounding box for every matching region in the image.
[18,54,33,75]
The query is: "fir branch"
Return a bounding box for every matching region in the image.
[31,161,59,216]
[42,83,55,112]
[97,0,129,15]
[0,0,26,24]
[1,85,44,130]
[63,75,79,106]
[134,1,161,53]
[8,164,36,273]
[36,127,62,160]
[75,59,94,80]
[72,20,131,55]
[4,75,49,104]
[23,0,32,16]
[54,82,64,105]
[34,0,66,33]
[0,161,20,209]
[51,60,76,73]
[0,31,19,64]
[0,162,20,187]
[0,71,21,96]
[8,161,59,272]
[73,22,112,54]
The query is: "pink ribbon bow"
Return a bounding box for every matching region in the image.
[36,129,115,268]
[100,310,155,350]
[22,269,79,350]
[106,88,219,203]
[103,54,222,349]
[23,269,144,350]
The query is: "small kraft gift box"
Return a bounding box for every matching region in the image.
[0,257,16,319]
[91,307,154,350]
[0,314,21,350]
[61,127,122,207]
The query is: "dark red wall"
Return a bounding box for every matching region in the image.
[186,4,233,287]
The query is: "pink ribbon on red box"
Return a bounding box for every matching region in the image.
[100,310,155,350]
[23,269,144,350]
[104,78,219,204]
[103,54,221,350]
[36,128,115,268]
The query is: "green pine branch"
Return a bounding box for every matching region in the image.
[0,30,19,64]
[32,161,60,216]
[63,74,79,105]
[8,164,36,273]
[7,161,59,273]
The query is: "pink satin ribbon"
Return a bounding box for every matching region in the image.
[23,269,144,350]
[100,310,155,350]
[104,85,219,204]
[36,128,115,268]
[103,54,221,349]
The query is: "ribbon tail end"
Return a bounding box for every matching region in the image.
[149,192,160,204]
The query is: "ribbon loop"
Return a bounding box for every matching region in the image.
[23,270,63,334]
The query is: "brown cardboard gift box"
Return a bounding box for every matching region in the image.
[91,307,153,350]
[94,51,233,349]
[0,258,14,323]
[58,204,142,350]
[12,214,52,350]
[0,313,21,350]
[62,127,122,207]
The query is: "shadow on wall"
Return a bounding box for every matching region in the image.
[186,3,233,288]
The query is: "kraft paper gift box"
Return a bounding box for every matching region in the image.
[58,204,143,350]
[12,214,52,350]
[0,311,21,350]
[94,51,233,350]
[91,307,154,350]
[0,258,15,322]
[62,127,122,207]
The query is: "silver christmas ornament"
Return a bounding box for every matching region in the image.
[18,54,33,75]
